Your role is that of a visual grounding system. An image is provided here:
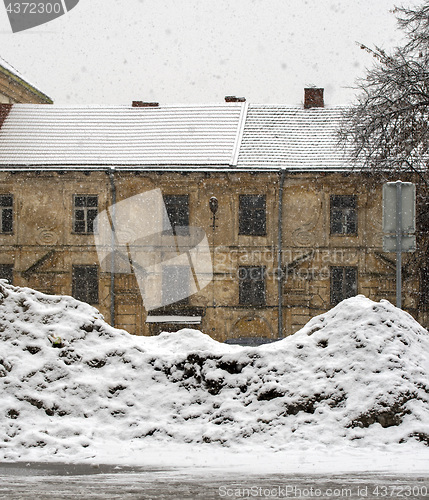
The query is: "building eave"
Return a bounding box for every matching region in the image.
[0,64,53,104]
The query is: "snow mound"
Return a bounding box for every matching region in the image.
[0,281,429,463]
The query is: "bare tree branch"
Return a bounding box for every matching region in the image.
[340,2,429,304]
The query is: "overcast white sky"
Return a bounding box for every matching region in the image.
[0,0,418,106]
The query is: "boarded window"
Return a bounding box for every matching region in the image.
[239,266,266,306]
[330,195,357,235]
[72,265,99,304]
[0,264,13,284]
[73,195,98,234]
[163,195,189,234]
[331,266,357,305]
[239,195,266,236]
[0,194,13,234]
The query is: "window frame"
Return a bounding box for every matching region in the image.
[72,265,99,304]
[330,266,357,305]
[330,195,358,236]
[73,194,98,235]
[238,265,266,306]
[0,194,13,234]
[239,194,267,236]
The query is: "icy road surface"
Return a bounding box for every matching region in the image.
[0,464,428,500]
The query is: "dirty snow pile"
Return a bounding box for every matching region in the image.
[0,281,429,466]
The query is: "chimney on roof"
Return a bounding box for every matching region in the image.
[225,96,246,103]
[304,88,324,109]
[132,101,159,107]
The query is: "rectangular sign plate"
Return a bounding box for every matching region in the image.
[383,182,416,234]
[383,235,416,253]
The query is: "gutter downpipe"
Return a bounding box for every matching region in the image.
[277,168,286,339]
[109,168,116,327]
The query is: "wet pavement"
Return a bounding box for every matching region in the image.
[0,463,428,499]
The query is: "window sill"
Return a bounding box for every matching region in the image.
[238,233,267,237]
[238,303,267,308]
[330,233,358,238]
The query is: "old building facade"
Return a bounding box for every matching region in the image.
[0,90,420,341]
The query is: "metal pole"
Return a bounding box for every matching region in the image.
[209,197,218,331]
[212,220,215,310]
[109,169,116,326]
[277,169,286,339]
[396,181,402,309]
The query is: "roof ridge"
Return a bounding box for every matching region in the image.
[8,103,351,109]
[9,103,247,109]
[230,102,248,166]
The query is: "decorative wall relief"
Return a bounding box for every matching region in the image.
[291,198,322,247]
[35,214,59,245]
[36,227,58,246]
[231,314,273,339]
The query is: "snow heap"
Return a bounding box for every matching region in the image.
[0,280,429,463]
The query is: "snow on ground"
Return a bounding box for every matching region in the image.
[1,280,429,472]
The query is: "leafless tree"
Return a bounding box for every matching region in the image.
[341,5,429,177]
[340,3,429,308]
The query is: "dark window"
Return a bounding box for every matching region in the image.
[163,195,189,234]
[331,266,357,305]
[330,195,357,235]
[73,195,98,234]
[0,264,13,284]
[239,266,266,306]
[0,195,13,234]
[162,266,189,305]
[239,195,266,236]
[72,265,99,304]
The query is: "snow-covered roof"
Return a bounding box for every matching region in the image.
[0,103,246,167]
[0,102,352,170]
[237,105,350,171]
[0,56,27,82]
[0,56,52,104]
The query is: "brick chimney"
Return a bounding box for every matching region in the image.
[132,101,159,107]
[304,88,324,109]
[225,96,246,103]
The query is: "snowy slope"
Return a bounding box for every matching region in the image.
[0,281,429,466]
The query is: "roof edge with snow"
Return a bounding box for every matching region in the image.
[0,59,53,104]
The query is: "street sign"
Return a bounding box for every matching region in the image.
[382,181,416,309]
[383,182,415,236]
